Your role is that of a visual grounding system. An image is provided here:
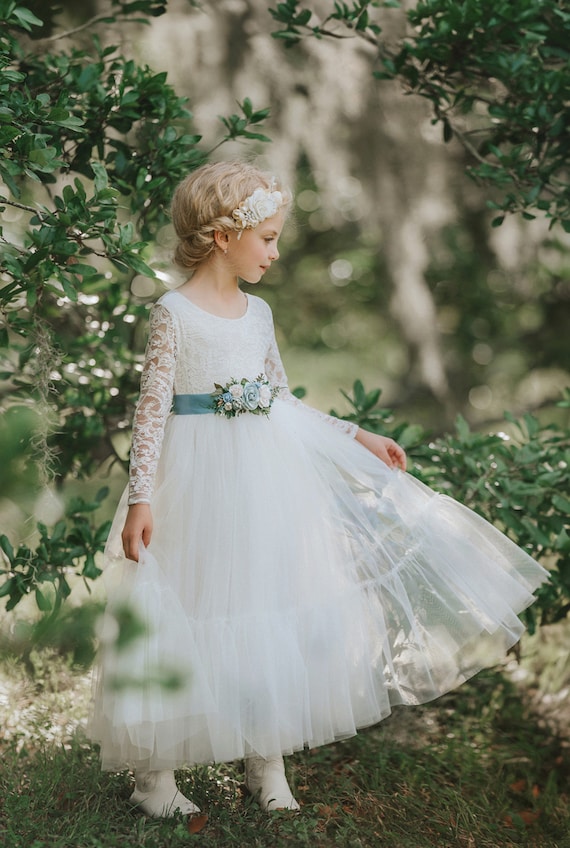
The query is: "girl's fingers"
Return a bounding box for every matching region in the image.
[125,539,138,562]
[121,506,152,562]
[122,531,141,562]
[388,441,407,471]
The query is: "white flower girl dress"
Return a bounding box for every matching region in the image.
[90,290,548,771]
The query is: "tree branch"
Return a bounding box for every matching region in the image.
[38,9,116,42]
[0,198,37,213]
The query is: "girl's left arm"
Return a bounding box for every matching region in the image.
[264,318,406,470]
[264,331,357,437]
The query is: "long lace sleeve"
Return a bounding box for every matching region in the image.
[264,329,358,438]
[128,304,177,505]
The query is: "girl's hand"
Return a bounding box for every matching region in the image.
[355,428,407,471]
[122,503,153,562]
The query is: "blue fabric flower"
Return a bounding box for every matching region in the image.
[242,382,261,410]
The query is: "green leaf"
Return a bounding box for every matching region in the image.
[0,534,14,562]
[59,275,79,302]
[455,415,471,442]
[398,424,425,449]
[12,6,44,30]
[0,577,15,599]
[35,587,53,611]
[82,553,102,580]
[242,131,272,142]
[96,486,110,503]
[555,529,570,552]
[122,252,156,276]
[552,494,570,515]
[353,379,366,407]
[91,161,109,193]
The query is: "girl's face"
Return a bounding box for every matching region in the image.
[227,211,285,284]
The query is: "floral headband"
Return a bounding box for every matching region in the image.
[232,180,284,239]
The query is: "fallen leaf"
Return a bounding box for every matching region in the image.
[503,809,541,829]
[187,813,208,834]
[318,804,340,819]
[531,784,541,798]
[520,810,541,826]
[509,779,527,793]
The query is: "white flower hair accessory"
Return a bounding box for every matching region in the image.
[232,180,284,239]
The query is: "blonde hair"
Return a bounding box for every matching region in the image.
[171,161,291,271]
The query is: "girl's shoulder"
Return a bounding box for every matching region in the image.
[246,293,273,321]
[155,290,180,312]
[149,290,190,323]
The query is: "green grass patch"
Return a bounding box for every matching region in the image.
[0,661,569,847]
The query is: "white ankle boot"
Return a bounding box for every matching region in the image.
[245,755,300,812]
[129,769,201,818]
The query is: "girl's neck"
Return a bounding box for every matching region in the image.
[184,257,239,296]
[176,257,246,319]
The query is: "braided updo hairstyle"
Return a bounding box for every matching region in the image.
[171,161,290,272]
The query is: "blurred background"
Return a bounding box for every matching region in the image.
[131,0,570,427]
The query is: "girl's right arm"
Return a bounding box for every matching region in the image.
[124,303,177,562]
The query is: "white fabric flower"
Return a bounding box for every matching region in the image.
[232,187,284,233]
[258,385,272,408]
[229,383,244,398]
[224,402,233,411]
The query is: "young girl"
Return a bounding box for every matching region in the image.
[90,161,548,818]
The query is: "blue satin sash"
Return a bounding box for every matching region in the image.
[173,393,215,415]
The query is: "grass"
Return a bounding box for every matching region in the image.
[1,651,569,848]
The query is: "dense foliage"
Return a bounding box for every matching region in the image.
[270,0,570,228]
[0,0,269,485]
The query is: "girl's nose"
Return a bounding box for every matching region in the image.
[270,246,279,260]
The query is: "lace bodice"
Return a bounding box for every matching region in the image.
[128,290,358,504]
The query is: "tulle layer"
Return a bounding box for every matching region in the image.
[89,400,548,769]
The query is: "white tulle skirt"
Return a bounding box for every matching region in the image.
[89,399,548,770]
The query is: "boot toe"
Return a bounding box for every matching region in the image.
[129,787,201,818]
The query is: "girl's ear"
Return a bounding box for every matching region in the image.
[213,230,231,251]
